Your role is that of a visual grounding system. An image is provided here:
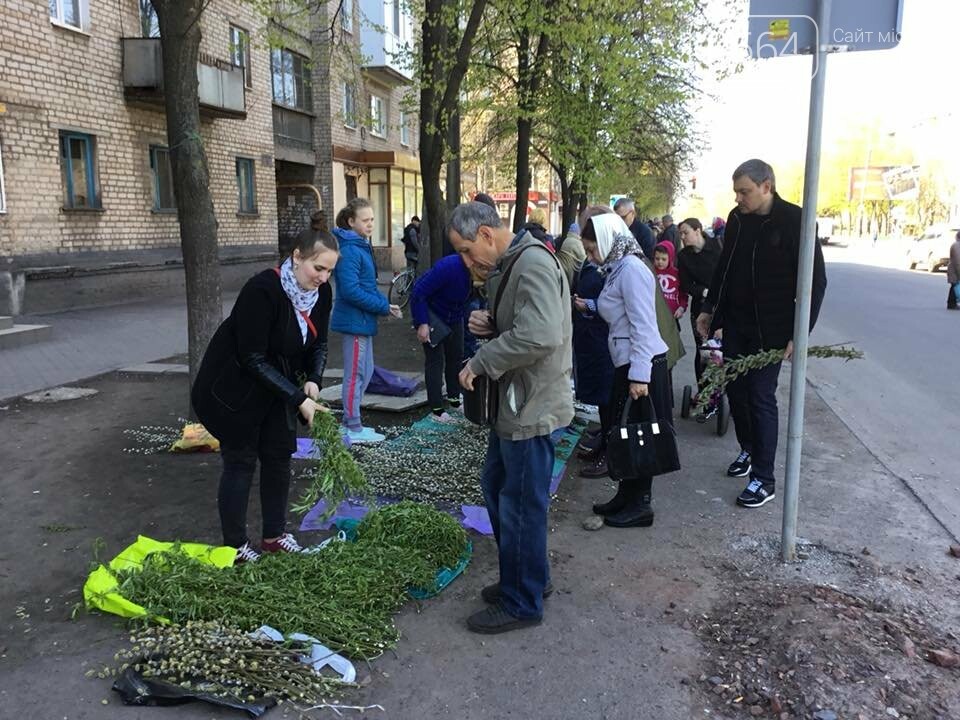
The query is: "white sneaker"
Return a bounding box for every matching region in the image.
[234,541,261,563]
[433,412,457,424]
[344,426,385,444]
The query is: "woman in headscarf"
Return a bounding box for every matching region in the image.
[579,213,674,528]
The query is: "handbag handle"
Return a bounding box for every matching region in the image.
[617,394,659,429]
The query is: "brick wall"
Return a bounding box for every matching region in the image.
[0,0,278,260]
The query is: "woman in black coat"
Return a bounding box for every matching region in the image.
[192,212,337,563]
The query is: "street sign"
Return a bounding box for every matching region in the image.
[748,0,903,57]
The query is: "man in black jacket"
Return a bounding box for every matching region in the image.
[696,159,827,509]
[402,216,421,273]
[613,197,655,259]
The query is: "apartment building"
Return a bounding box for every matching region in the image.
[272,0,421,270]
[0,0,281,311]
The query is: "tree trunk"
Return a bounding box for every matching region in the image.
[512,27,550,233]
[445,107,462,212]
[154,0,222,404]
[557,163,576,236]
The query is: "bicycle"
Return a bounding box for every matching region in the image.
[389,267,416,309]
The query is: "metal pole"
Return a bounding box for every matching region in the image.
[781,0,831,563]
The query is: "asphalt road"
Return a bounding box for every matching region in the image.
[802,243,960,541]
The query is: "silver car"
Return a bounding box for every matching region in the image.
[906,224,960,272]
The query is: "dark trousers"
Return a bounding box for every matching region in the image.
[723,326,782,486]
[406,258,418,274]
[480,432,555,620]
[597,402,612,451]
[218,428,293,548]
[689,314,706,389]
[423,322,464,409]
[948,283,958,309]
[607,356,672,494]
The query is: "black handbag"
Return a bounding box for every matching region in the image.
[607,396,681,479]
[426,308,452,347]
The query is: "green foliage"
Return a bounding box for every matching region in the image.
[291,412,371,518]
[694,345,864,414]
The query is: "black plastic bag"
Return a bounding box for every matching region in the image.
[112,667,276,718]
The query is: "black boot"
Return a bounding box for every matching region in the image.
[603,478,654,528]
[592,480,633,515]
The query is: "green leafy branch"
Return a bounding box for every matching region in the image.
[693,344,864,413]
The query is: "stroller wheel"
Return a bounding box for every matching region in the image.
[680,386,692,419]
[716,394,731,436]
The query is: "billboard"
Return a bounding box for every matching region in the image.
[849,166,919,201]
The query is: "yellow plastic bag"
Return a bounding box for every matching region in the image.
[170,423,220,453]
[82,535,235,620]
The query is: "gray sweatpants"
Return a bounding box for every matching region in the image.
[341,334,375,430]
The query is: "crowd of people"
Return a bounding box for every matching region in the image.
[189,157,827,634]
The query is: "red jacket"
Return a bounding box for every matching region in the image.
[654,241,687,315]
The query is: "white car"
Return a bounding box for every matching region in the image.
[906,224,960,272]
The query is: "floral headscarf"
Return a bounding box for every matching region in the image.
[590,214,645,273]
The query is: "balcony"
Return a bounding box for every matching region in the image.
[121,38,246,119]
[273,105,314,165]
[359,0,413,85]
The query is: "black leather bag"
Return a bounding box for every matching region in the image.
[607,396,681,479]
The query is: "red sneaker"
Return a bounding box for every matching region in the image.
[261,533,305,554]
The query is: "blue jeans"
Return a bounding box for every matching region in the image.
[480,432,555,619]
[724,326,782,485]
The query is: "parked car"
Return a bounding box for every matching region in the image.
[906,224,960,272]
[817,217,834,244]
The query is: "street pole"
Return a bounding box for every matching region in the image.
[781,0,832,563]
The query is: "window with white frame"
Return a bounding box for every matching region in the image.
[0,138,6,214]
[399,110,410,146]
[149,146,176,211]
[49,0,88,31]
[343,82,357,128]
[340,0,353,34]
[59,131,101,209]
[229,25,252,89]
[369,95,385,138]
[139,0,159,37]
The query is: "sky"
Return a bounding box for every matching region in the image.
[674,0,960,218]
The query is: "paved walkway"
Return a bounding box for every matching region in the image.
[0,272,400,402]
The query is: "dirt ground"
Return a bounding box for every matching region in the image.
[2,318,959,720]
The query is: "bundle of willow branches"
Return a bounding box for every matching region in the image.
[694,344,863,413]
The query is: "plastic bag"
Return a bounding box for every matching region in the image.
[170,423,220,453]
[112,667,275,718]
[366,366,418,397]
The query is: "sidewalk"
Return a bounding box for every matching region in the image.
[0,272,402,402]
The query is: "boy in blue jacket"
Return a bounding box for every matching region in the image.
[409,254,472,420]
[331,198,402,443]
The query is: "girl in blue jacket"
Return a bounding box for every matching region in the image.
[331,198,402,443]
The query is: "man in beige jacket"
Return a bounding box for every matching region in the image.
[450,201,573,634]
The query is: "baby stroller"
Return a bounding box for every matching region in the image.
[680,337,730,437]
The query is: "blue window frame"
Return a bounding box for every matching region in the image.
[59,131,100,209]
[236,157,257,213]
[149,146,176,211]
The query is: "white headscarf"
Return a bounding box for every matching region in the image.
[590,214,644,272]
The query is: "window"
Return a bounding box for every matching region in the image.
[399,110,410,146]
[139,0,159,37]
[229,26,252,89]
[59,132,100,209]
[49,0,87,30]
[343,82,357,127]
[369,95,385,137]
[149,146,175,211]
[340,0,353,33]
[0,138,6,214]
[368,168,389,248]
[236,157,257,214]
[271,48,312,112]
[387,0,400,35]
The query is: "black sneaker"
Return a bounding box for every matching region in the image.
[736,478,776,508]
[481,581,554,604]
[727,450,752,477]
[466,603,542,634]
